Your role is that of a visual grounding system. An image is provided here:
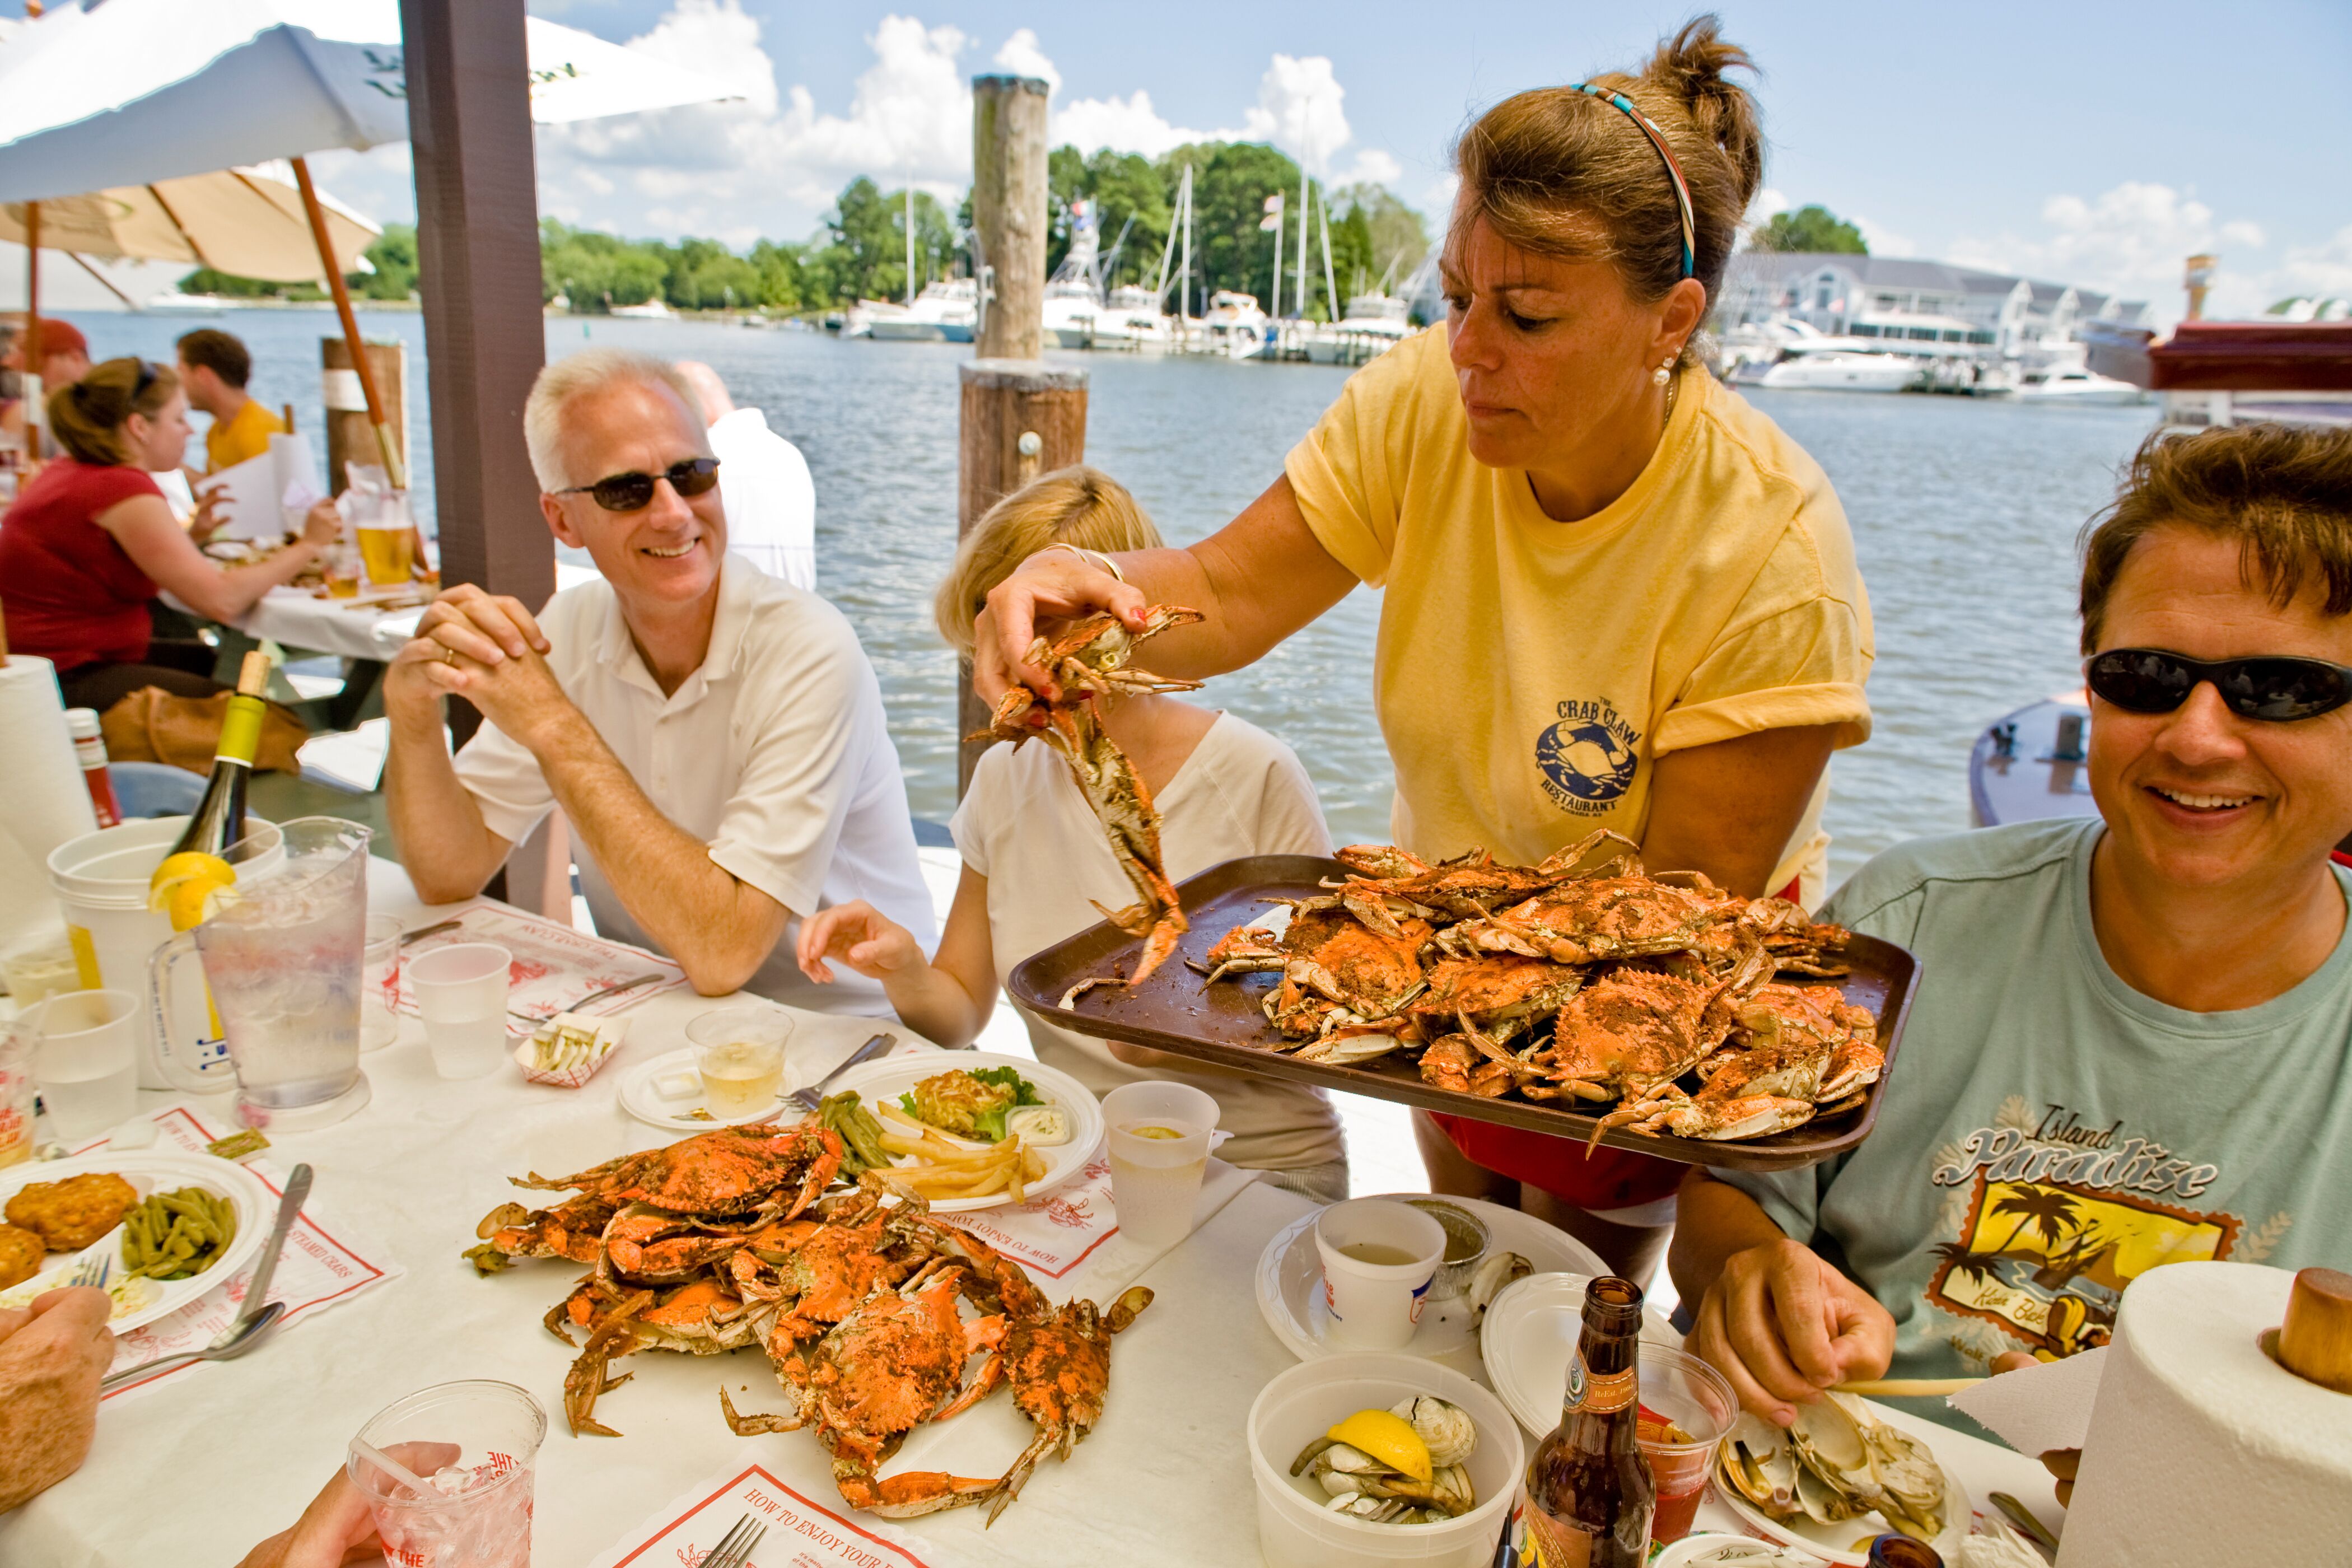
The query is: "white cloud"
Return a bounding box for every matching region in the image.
[528,8,1406,243]
[1950,180,2273,322]
[2265,224,2352,302]
[992,28,1060,95]
[1851,215,1916,258]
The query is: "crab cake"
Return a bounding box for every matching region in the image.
[5,1171,140,1251]
[0,1224,44,1290]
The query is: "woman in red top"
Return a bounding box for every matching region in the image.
[0,357,335,711]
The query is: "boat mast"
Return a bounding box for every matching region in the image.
[1320,194,1339,323]
[1295,166,1310,320]
[904,184,915,306]
[1179,164,1194,339]
[1268,192,1284,321]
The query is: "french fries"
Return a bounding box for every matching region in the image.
[869,1099,1050,1203]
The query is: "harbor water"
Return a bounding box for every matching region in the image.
[69,309,2157,886]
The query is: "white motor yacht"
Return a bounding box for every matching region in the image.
[2013,366,2146,404]
[1304,292,1414,366]
[1196,290,1271,359]
[1729,341,1920,392]
[608,298,675,320]
[869,278,977,343]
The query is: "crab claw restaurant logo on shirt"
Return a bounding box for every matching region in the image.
[1536,698,1641,814]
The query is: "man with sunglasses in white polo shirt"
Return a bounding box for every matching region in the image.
[382,348,932,1013]
[1669,423,2352,1457]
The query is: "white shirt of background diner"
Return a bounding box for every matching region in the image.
[448,555,934,1013]
[711,406,816,592]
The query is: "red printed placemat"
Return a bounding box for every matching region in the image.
[591,1463,936,1568]
[396,899,685,1037]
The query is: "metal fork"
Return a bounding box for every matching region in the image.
[702,1514,766,1568]
[67,1249,112,1290]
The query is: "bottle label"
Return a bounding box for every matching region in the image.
[217,695,267,767]
[1565,1351,1636,1415]
[1523,1502,1597,1567]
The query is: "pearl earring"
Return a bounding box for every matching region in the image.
[1653,360,1673,386]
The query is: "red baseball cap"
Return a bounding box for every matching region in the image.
[32,318,89,360]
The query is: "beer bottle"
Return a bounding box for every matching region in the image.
[1865,1537,1943,1567]
[1523,1276,1655,1566]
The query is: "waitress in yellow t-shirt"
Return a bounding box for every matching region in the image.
[973,20,1873,1280]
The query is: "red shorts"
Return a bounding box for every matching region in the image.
[1432,875,1804,1216]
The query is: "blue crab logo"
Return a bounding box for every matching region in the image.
[1536,716,1638,806]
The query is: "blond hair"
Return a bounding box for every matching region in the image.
[1452,15,1763,368]
[933,466,1164,657]
[48,357,179,466]
[522,348,707,491]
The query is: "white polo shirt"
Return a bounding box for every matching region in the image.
[710,407,817,591]
[451,555,934,1014]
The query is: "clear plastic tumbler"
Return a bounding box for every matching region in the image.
[30,988,139,1141]
[347,1379,545,1568]
[1102,1080,1219,1249]
[360,914,403,1053]
[408,944,512,1079]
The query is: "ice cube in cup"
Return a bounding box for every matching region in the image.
[347,1379,545,1568]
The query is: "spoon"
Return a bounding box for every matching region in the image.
[99,1299,286,1393]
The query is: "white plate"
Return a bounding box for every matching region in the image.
[0,1150,271,1333]
[821,1050,1103,1214]
[1254,1193,1608,1377]
[1478,1271,1688,1438]
[1714,1453,1971,1567]
[619,1047,799,1132]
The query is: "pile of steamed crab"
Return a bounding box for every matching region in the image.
[465,1121,1151,1523]
[1193,830,1884,1145]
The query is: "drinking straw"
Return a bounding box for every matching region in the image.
[351,1438,435,1498]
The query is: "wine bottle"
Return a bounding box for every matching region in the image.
[1522,1276,1656,1566]
[166,650,272,861]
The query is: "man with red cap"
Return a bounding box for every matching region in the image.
[1,316,91,460]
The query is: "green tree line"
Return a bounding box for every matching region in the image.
[183,148,1431,320]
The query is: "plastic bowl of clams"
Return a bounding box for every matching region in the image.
[1247,1353,1523,1568]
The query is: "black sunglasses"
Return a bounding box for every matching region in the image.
[556,456,720,512]
[2086,647,2352,722]
[131,359,158,399]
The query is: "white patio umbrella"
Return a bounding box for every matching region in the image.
[0,0,741,484]
[0,162,379,286]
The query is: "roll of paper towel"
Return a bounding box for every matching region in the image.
[2059,1261,2352,1566]
[0,656,99,955]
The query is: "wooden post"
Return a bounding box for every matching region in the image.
[291,156,404,491]
[400,0,556,909]
[955,361,1088,794]
[971,76,1050,361]
[959,73,1088,796]
[321,338,406,495]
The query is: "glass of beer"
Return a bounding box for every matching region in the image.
[325,539,362,597]
[685,1009,791,1121]
[358,524,415,586]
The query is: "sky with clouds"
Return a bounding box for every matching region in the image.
[13,1,2345,321]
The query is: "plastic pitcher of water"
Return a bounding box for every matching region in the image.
[151,816,374,1130]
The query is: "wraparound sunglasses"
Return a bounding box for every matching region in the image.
[2085,647,2352,722]
[556,456,720,512]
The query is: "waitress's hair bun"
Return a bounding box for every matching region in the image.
[1451,15,1764,342]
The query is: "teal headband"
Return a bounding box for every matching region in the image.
[1567,82,1697,281]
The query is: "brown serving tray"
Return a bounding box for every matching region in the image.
[1007,855,1919,1174]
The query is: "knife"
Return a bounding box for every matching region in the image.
[509,972,666,1024]
[397,918,463,947]
[213,1163,310,1348]
[792,1033,897,1113]
[1990,1490,2061,1557]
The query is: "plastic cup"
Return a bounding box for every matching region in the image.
[360,915,403,1053]
[1635,1343,1738,1543]
[347,1379,545,1568]
[2,931,80,1008]
[1313,1197,1445,1351]
[30,988,139,1140]
[684,1008,791,1121]
[0,1018,37,1168]
[1103,1080,1217,1249]
[407,944,511,1080]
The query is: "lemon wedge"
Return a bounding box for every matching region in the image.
[1326,1408,1432,1482]
[148,852,236,932]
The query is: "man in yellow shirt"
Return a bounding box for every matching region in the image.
[175,329,283,473]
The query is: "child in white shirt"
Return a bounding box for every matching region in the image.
[797,465,1349,1201]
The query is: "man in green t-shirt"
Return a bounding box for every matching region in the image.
[1671,423,2352,1457]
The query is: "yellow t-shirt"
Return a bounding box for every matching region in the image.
[1284,326,1873,904]
[204,397,285,473]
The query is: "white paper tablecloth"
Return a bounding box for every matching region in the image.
[237,584,423,662]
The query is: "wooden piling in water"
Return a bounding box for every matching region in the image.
[958,74,1089,797]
